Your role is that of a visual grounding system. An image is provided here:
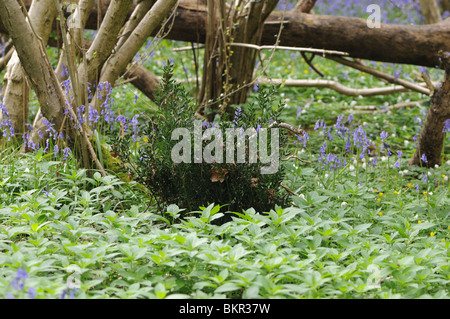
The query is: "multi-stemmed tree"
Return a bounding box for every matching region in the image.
[0,0,177,172]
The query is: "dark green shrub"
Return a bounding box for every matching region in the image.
[111,63,289,216]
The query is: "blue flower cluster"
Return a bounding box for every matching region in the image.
[5,267,80,299]
[0,101,14,141]
[276,0,432,25]
[5,268,36,299]
[1,77,144,162]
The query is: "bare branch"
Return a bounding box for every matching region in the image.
[0,47,14,72]
[260,78,426,96]
[229,42,349,56]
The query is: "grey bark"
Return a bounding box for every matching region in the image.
[0,0,57,138]
[0,0,65,134]
[419,0,442,24]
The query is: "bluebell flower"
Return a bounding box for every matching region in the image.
[418,66,427,74]
[63,147,72,160]
[42,184,53,196]
[387,149,392,157]
[371,156,378,168]
[421,153,428,163]
[318,142,327,163]
[443,119,450,135]
[88,107,100,125]
[10,268,28,291]
[326,128,334,141]
[60,287,79,299]
[298,131,309,147]
[27,287,37,299]
[393,70,400,80]
[296,107,302,119]
[43,139,49,152]
[335,115,344,129]
[131,114,140,141]
[61,64,69,77]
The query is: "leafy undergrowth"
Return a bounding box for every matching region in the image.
[0,145,449,299]
[1,0,450,300]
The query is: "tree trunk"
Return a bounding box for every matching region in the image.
[32,0,95,146]
[47,35,160,102]
[78,0,134,108]
[0,0,57,139]
[419,0,442,24]
[442,0,450,12]
[199,0,292,120]
[227,0,279,106]
[97,0,177,92]
[0,0,107,174]
[409,51,450,167]
[293,0,317,13]
[0,0,65,133]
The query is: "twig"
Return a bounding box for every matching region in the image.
[173,43,349,56]
[229,42,349,56]
[281,183,296,195]
[421,72,435,94]
[0,47,14,73]
[113,76,138,87]
[269,121,305,137]
[301,52,323,77]
[281,154,312,164]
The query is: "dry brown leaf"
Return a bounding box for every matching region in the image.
[210,168,228,183]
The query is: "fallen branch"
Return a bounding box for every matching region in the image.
[260,78,421,96]
[326,55,431,95]
[349,99,427,114]
[174,76,429,97]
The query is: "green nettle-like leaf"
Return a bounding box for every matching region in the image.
[215,282,242,293]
